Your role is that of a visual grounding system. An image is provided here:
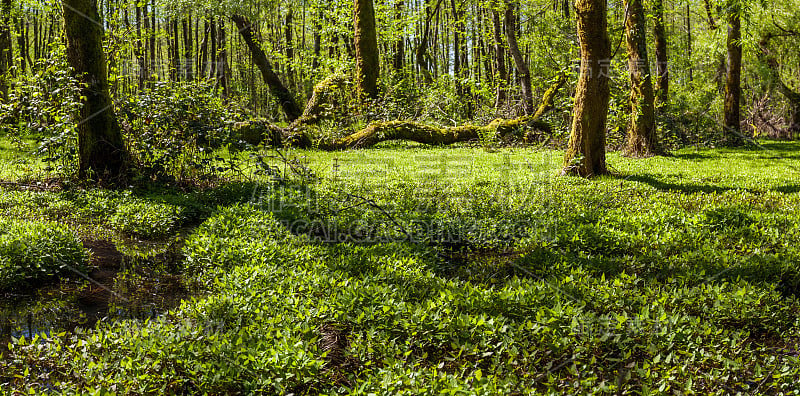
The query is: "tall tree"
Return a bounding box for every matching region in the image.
[354,0,379,98]
[503,1,534,114]
[724,0,744,145]
[562,0,610,177]
[63,0,128,179]
[623,0,659,157]
[232,14,302,121]
[491,9,508,110]
[0,0,12,101]
[652,0,669,103]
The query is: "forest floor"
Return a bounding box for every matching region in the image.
[1,139,800,394]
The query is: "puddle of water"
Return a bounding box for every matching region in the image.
[0,238,188,348]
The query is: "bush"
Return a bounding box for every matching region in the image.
[0,217,88,289]
[109,200,186,239]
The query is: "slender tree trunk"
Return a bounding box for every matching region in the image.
[17,18,27,74]
[216,18,229,97]
[284,9,295,89]
[312,8,322,71]
[492,9,507,110]
[354,0,380,98]
[652,0,668,104]
[134,5,146,90]
[724,3,743,145]
[504,1,534,114]
[199,19,208,79]
[0,0,11,101]
[562,0,610,177]
[63,0,128,179]
[623,0,659,157]
[393,0,405,70]
[686,3,692,82]
[416,0,440,84]
[232,14,302,121]
[182,18,193,80]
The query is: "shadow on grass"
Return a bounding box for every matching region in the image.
[617,173,738,194]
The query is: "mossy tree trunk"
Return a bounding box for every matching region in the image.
[0,0,11,101]
[562,0,610,177]
[652,0,668,104]
[623,0,659,157]
[758,33,800,139]
[723,3,744,145]
[354,0,379,99]
[63,0,128,180]
[503,1,534,114]
[231,14,302,122]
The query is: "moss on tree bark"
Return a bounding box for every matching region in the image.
[354,0,379,99]
[623,0,660,157]
[562,0,610,177]
[63,0,128,180]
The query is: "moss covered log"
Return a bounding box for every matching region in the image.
[318,117,550,150]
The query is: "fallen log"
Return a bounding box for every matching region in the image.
[230,71,566,150]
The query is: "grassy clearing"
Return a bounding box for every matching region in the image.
[1,141,800,394]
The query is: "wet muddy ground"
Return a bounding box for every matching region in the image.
[0,237,187,346]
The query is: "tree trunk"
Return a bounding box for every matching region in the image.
[216,18,229,97]
[17,17,28,74]
[503,1,533,114]
[652,0,668,104]
[284,9,295,88]
[232,14,302,121]
[492,9,507,110]
[393,0,405,70]
[63,0,128,180]
[0,0,11,101]
[623,0,659,157]
[416,0,441,84]
[182,18,193,80]
[562,0,610,177]
[354,0,379,98]
[724,4,743,145]
[686,3,692,82]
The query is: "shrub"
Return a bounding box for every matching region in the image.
[108,200,186,239]
[0,217,88,289]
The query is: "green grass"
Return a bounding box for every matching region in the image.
[2,141,800,394]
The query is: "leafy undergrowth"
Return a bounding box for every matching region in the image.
[0,217,88,289]
[2,142,800,394]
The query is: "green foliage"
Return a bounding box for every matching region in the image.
[0,217,88,289]
[108,200,187,239]
[117,81,244,180]
[0,44,82,175]
[3,143,800,393]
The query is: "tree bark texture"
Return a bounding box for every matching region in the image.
[63,0,128,179]
[652,0,668,104]
[623,0,659,157]
[354,0,380,98]
[562,0,610,177]
[724,4,743,145]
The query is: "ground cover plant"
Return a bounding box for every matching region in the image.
[1,141,799,394]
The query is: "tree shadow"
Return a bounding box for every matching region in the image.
[616,173,738,194]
